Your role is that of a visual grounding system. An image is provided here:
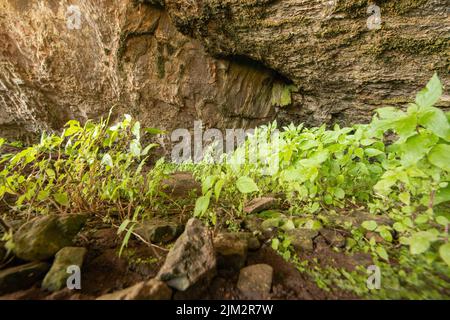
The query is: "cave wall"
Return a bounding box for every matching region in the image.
[164,0,450,124]
[0,0,284,140]
[0,0,449,140]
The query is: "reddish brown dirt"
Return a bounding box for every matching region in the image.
[0,217,360,300]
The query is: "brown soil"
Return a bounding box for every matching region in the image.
[0,213,362,300]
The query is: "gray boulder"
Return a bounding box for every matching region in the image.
[286,229,319,252]
[12,214,87,261]
[244,197,278,214]
[320,229,346,248]
[157,218,216,291]
[135,218,184,244]
[42,247,87,292]
[213,232,248,270]
[237,264,273,299]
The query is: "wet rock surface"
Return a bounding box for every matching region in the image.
[286,229,319,252]
[42,247,87,292]
[161,172,202,198]
[97,278,172,300]
[156,218,216,291]
[213,232,248,271]
[12,214,87,261]
[0,261,50,294]
[320,229,346,248]
[2,1,447,139]
[244,197,278,214]
[135,218,184,244]
[237,264,273,299]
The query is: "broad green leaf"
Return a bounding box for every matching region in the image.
[362,220,378,231]
[398,192,410,205]
[64,124,81,137]
[415,73,442,109]
[334,187,345,199]
[415,215,428,224]
[365,148,384,157]
[436,216,448,226]
[376,107,405,119]
[271,238,280,250]
[393,222,407,233]
[400,132,438,166]
[101,153,113,167]
[54,192,69,207]
[45,168,56,178]
[394,113,417,141]
[409,236,430,255]
[379,228,393,242]
[145,127,166,135]
[439,243,450,267]
[281,219,295,231]
[194,191,211,217]
[428,144,450,171]
[376,246,389,261]
[418,106,450,141]
[435,186,450,205]
[304,219,322,230]
[131,121,141,139]
[117,219,130,234]
[37,190,50,201]
[236,176,259,194]
[214,179,225,201]
[130,140,141,157]
[202,175,217,194]
[409,231,437,255]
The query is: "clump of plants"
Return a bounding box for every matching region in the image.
[0,113,166,219]
[191,74,449,298]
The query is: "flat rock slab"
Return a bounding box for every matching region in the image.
[13,214,87,261]
[237,264,273,299]
[244,197,278,214]
[97,279,172,300]
[135,217,184,244]
[161,172,201,198]
[0,261,50,294]
[320,229,346,248]
[213,232,248,271]
[157,218,216,291]
[286,229,318,252]
[42,247,87,292]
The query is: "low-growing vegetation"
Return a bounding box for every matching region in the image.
[1,74,449,299]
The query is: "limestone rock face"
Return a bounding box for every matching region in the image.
[1,0,448,139]
[164,0,450,125]
[0,0,282,140]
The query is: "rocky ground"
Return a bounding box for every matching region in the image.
[0,172,369,300]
